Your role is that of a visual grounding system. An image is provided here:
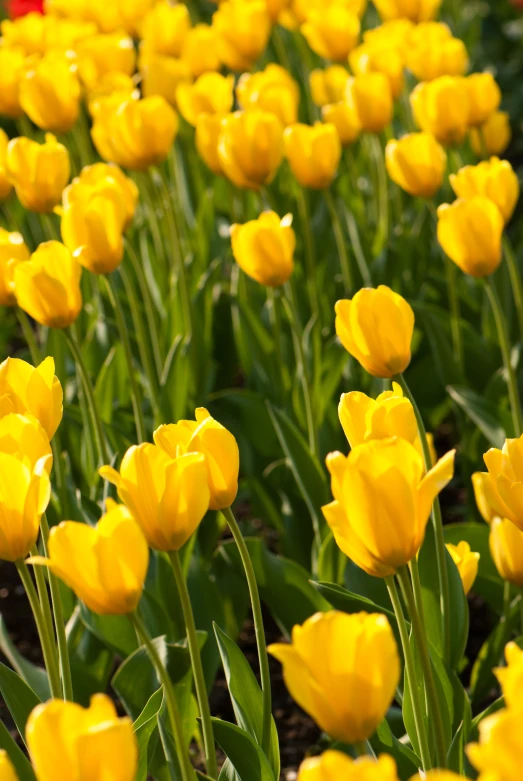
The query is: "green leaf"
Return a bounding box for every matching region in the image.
[0,616,49,701]
[0,719,36,781]
[444,522,504,613]
[211,719,276,781]
[447,385,506,448]
[79,604,138,658]
[66,607,113,707]
[133,688,164,781]
[0,663,40,746]
[370,719,420,781]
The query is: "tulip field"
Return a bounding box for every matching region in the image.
[1,0,523,778]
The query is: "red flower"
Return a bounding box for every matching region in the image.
[7,0,44,18]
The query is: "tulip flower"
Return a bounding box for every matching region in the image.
[346,73,393,133]
[373,0,441,22]
[470,111,511,157]
[301,5,360,62]
[494,641,523,707]
[450,158,519,224]
[467,705,522,781]
[323,438,455,576]
[6,134,70,213]
[181,24,222,77]
[19,52,81,133]
[0,413,52,473]
[230,211,295,287]
[385,132,447,198]
[0,131,12,202]
[140,53,192,108]
[141,1,191,57]
[475,436,523,529]
[407,28,469,82]
[87,72,139,118]
[466,73,501,127]
[177,73,235,127]
[212,0,271,72]
[411,774,468,781]
[1,12,47,53]
[410,76,470,145]
[284,123,341,189]
[217,110,284,190]
[0,229,30,306]
[196,114,225,175]
[490,517,523,587]
[298,752,399,781]
[349,42,404,98]
[471,472,498,523]
[236,65,300,128]
[26,694,138,781]
[100,446,210,551]
[309,65,350,107]
[269,611,400,743]
[321,102,361,146]
[66,163,138,230]
[13,241,83,329]
[77,32,136,89]
[437,197,504,278]
[117,0,157,37]
[0,751,18,781]
[0,356,63,439]
[0,46,26,118]
[446,541,480,595]
[363,18,414,48]
[335,286,414,378]
[154,408,240,511]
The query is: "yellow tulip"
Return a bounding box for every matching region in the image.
[0,47,26,119]
[363,18,414,49]
[237,65,300,128]
[217,110,284,190]
[13,241,82,329]
[212,0,272,72]
[349,42,404,98]
[309,65,349,107]
[479,436,523,529]
[437,197,504,278]
[346,73,393,133]
[65,163,138,230]
[446,541,479,595]
[141,2,191,58]
[177,73,235,127]
[196,113,226,176]
[0,230,30,307]
[407,31,468,82]
[0,131,12,202]
[301,5,360,62]
[117,0,158,37]
[489,517,523,588]
[467,706,521,781]
[20,52,80,134]
[230,211,295,287]
[335,286,414,378]
[140,53,193,108]
[385,132,446,198]
[26,694,138,781]
[269,611,400,743]
[6,134,70,213]
[284,123,341,189]
[77,32,136,90]
[0,413,52,474]
[0,751,18,781]
[410,76,470,145]
[0,356,62,440]
[154,408,240,511]
[410,774,467,781]
[450,157,519,225]
[466,73,501,127]
[373,0,441,22]
[265,0,292,21]
[323,438,455,576]
[1,13,48,55]
[87,72,139,119]
[471,471,498,523]
[100,447,210,551]
[284,0,367,26]
[470,111,511,158]
[494,641,523,708]
[298,752,399,781]
[181,24,222,78]
[321,102,361,146]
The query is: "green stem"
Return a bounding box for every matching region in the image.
[371,135,389,258]
[267,287,286,396]
[168,550,217,779]
[324,189,353,295]
[136,171,167,268]
[222,507,272,759]
[520,589,523,636]
[294,187,321,323]
[443,254,464,374]
[503,237,523,343]
[16,309,40,364]
[40,213,60,242]
[353,741,368,757]
[409,556,425,635]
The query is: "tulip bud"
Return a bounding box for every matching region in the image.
[0,46,26,118]
[140,53,192,108]
[373,0,441,22]
[20,52,81,133]
[385,132,446,198]
[450,157,519,224]
[230,211,295,287]
[0,229,30,306]
[237,65,300,128]
[26,695,138,781]
[335,286,414,378]
[301,5,360,62]
[346,73,393,133]
[77,32,136,90]
[410,76,470,145]
[0,356,63,440]
[269,611,400,743]
[177,73,235,127]
[467,704,521,780]
[407,28,468,82]
[217,110,284,190]
[196,113,226,176]
[0,131,12,202]
[321,102,361,146]
[0,751,18,781]
[349,42,404,98]
[309,65,349,107]
[284,122,341,189]
[6,134,70,213]
[67,163,138,230]
[446,541,479,595]
[298,752,399,781]
[466,72,501,127]
[470,111,511,157]
[494,641,523,708]
[437,197,504,278]
[212,0,271,72]
[13,241,82,329]
[479,436,523,529]
[141,2,191,58]
[181,24,221,78]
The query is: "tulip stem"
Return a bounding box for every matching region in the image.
[129,610,195,781]
[324,189,353,295]
[503,237,523,345]
[168,550,217,779]
[443,254,464,374]
[16,308,40,365]
[294,187,321,324]
[371,135,389,258]
[484,277,523,435]
[385,575,432,771]
[222,506,273,761]
[267,287,286,396]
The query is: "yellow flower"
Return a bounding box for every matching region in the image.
[410,774,467,781]
[269,611,400,743]
[117,0,158,37]
[407,28,468,82]
[437,197,504,278]
[1,13,48,55]
[471,471,498,523]
[141,1,191,58]
[298,751,399,780]
[446,541,479,595]
[177,73,235,127]
[467,706,521,781]
[349,42,404,98]
[87,72,139,119]
[0,46,26,119]
[0,131,12,202]
[237,65,300,128]
[470,111,511,157]
[77,32,136,90]
[479,436,523,529]
[65,163,138,230]
[309,65,349,107]
[196,113,226,176]
[301,4,360,62]
[466,73,501,128]
[346,73,393,133]
[284,122,341,189]
[6,134,70,213]
[363,18,414,49]
[284,0,366,27]
[217,110,284,190]
[181,24,222,78]
[410,76,470,145]
[385,132,446,198]
[373,0,441,22]
[321,102,361,146]
[450,157,519,224]
[20,52,80,134]
[0,413,52,474]
[323,438,455,576]
[0,750,18,781]
[100,447,210,551]
[140,53,192,108]
[13,241,82,329]
[0,230,30,307]
[0,356,62,440]
[335,286,414,378]
[494,641,523,708]
[26,694,138,781]
[230,211,295,287]
[153,408,240,511]
[212,0,272,72]
[265,0,292,21]
[489,517,523,588]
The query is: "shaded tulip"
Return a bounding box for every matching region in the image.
[141,1,191,58]
[154,408,239,511]
[335,286,414,378]
[87,72,139,118]
[177,73,235,127]
[494,641,523,707]
[323,438,455,576]
[490,517,523,588]
[13,241,82,329]
[471,471,498,523]
[298,752,399,781]
[466,72,501,127]
[269,611,400,743]
[373,0,441,22]
[467,705,521,781]
[181,24,221,77]
[470,111,511,157]
[230,211,295,287]
[26,694,138,781]
[410,76,470,145]
[437,197,503,278]
[0,229,30,306]
[140,53,192,108]
[480,435,523,529]
[450,157,519,224]
[100,447,210,551]
[346,73,393,133]
[217,110,284,190]
[265,0,292,21]
[321,102,361,146]
[212,0,271,72]
[284,123,341,189]
[349,42,404,98]
[66,163,138,230]
[6,133,70,213]
[385,132,446,198]
[309,65,349,107]
[77,32,136,90]
[20,52,81,133]
[29,501,148,615]
[237,65,300,128]
[407,31,468,82]
[446,541,479,595]
[0,131,12,202]
[0,356,62,439]
[0,751,18,781]
[301,5,360,62]
[0,450,50,562]
[0,413,52,474]
[0,46,26,118]
[196,113,225,176]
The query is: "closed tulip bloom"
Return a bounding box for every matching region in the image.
[140,53,192,108]
[471,471,498,523]
[0,131,12,202]
[20,52,80,133]
[446,541,480,595]
[6,134,70,213]
[494,641,523,707]
[309,65,349,107]
[67,163,138,230]
[77,33,136,90]
[1,13,48,55]
[450,157,519,224]
[26,694,138,781]
[321,102,361,146]
[0,357,62,439]
[298,752,399,781]
[154,408,240,511]
[141,2,191,58]
[467,706,522,781]
[479,435,523,530]
[302,5,360,62]
[363,18,414,49]
[230,211,295,287]
[117,0,158,37]
[407,34,468,82]
[100,447,210,551]
[177,73,235,127]
[0,47,26,118]
[466,73,501,127]
[13,241,82,329]
[217,110,284,190]
[269,611,400,743]
[0,450,50,562]
[181,24,221,77]
[335,286,414,378]
[284,123,341,189]
[213,0,271,72]
[0,230,30,306]
[373,0,441,22]
[196,113,226,175]
[0,414,52,474]
[237,65,300,128]
[87,72,139,119]
[349,43,404,98]
[470,111,511,157]
[490,517,523,587]
[0,751,18,781]
[410,77,470,145]
[346,73,393,133]
[437,197,503,278]
[385,132,446,198]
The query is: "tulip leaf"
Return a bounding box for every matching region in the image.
[0,662,40,747]
[211,718,276,781]
[469,607,520,707]
[79,604,138,658]
[447,385,507,448]
[370,718,420,781]
[66,610,113,707]
[0,718,36,781]
[0,616,50,701]
[218,759,241,781]
[133,688,164,781]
